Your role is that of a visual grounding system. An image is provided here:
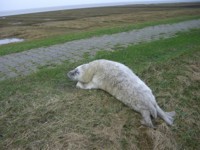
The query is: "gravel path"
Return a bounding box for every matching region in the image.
[1,19,200,81]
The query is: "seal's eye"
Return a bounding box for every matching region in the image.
[74,69,79,76]
[69,69,79,77]
[67,69,79,79]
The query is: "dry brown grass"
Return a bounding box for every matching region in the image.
[1,3,200,40]
[141,51,200,150]
[0,11,200,150]
[1,49,199,150]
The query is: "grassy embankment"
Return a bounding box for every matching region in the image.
[0,26,200,149]
[0,15,199,56]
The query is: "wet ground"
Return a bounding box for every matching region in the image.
[0,38,24,45]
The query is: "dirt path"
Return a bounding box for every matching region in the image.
[0,19,200,81]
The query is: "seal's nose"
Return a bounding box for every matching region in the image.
[67,71,72,78]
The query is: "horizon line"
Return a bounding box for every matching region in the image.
[1,1,199,17]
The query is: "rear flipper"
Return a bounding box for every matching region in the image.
[164,111,176,125]
[156,105,176,126]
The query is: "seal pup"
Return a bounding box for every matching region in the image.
[67,59,175,128]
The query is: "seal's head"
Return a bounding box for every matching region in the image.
[67,64,88,81]
[67,68,80,81]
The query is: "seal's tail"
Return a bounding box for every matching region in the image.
[156,105,175,125]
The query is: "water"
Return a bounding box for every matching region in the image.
[0,38,24,45]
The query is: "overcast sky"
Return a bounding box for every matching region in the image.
[1,0,199,11]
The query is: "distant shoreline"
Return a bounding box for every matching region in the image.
[1,1,200,17]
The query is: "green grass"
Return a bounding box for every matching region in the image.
[95,28,200,73]
[0,29,200,149]
[0,15,199,56]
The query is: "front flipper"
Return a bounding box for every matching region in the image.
[76,81,98,90]
[140,110,155,128]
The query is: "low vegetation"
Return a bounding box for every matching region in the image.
[0,28,199,149]
[0,2,200,56]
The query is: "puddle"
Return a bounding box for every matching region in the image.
[0,38,24,45]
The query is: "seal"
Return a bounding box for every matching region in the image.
[67,59,175,128]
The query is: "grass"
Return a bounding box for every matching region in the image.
[95,28,200,73]
[0,15,199,56]
[0,29,200,149]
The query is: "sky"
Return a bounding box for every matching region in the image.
[0,0,199,12]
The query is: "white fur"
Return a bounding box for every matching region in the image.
[67,59,175,128]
